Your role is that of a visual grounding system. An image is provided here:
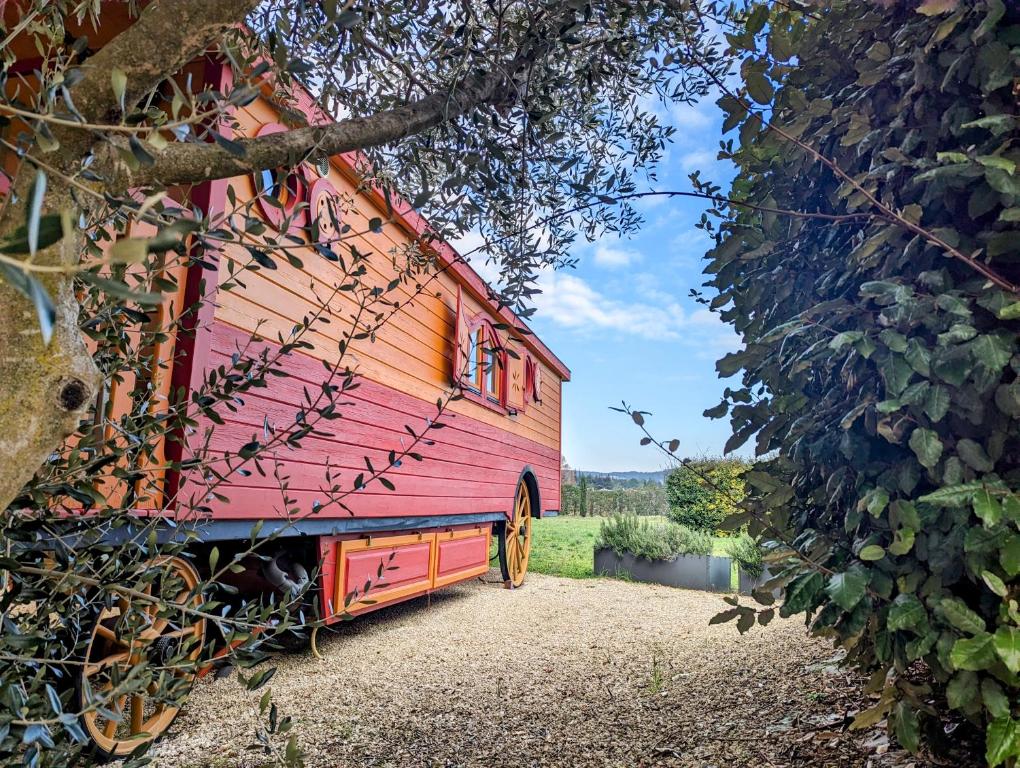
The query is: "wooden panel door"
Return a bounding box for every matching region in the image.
[335,533,436,613]
[432,526,491,589]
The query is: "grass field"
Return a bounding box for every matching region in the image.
[526,515,732,580]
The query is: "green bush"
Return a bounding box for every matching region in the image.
[727,533,763,580]
[595,514,714,561]
[703,2,1020,763]
[665,458,748,533]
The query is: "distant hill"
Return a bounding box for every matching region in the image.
[574,469,668,485]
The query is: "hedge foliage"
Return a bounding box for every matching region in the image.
[665,458,748,533]
[560,482,668,516]
[703,2,1020,764]
[726,532,764,580]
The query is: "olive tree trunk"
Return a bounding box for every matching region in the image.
[0,182,100,512]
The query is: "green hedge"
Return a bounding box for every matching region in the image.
[561,482,667,517]
[704,2,1019,764]
[726,533,764,580]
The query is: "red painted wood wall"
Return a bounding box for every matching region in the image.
[173,94,568,524]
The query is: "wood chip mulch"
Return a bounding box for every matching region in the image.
[147,573,982,768]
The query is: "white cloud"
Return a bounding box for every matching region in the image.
[680,149,717,171]
[457,230,504,287]
[452,229,486,257]
[669,227,713,256]
[593,244,641,268]
[636,194,668,211]
[532,267,739,353]
[670,101,714,131]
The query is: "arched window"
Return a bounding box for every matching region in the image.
[251,123,308,232]
[452,287,509,413]
[464,317,505,407]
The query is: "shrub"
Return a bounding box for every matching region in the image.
[727,534,763,580]
[595,514,714,561]
[703,1,1020,763]
[661,520,716,559]
[665,465,714,529]
[666,458,748,533]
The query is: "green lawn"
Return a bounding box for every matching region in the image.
[526,514,732,580]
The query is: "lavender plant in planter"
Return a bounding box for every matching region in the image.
[728,533,775,596]
[592,514,732,592]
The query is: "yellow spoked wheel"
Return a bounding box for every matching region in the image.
[77,556,205,760]
[499,479,533,588]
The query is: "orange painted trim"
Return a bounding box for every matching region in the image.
[328,525,491,619]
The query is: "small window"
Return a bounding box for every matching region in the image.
[256,167,300,208]
[524,355,542,404]
[251,123,310,232]
[463,317,505,408]
[467,328,481,391]
[486,346,501,403]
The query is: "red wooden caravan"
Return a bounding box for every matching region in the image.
[2,8,569,759]
[175,82,570,601]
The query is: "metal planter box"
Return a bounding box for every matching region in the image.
[593,547,732,592]
[738,567,781,599]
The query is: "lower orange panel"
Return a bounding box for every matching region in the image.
[335,533,435,614]
[325,524,491,619]
[433,526,490,588]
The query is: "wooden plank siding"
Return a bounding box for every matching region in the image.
[213,103,562,443]
[187,94,566,524]
[186,322,560,520]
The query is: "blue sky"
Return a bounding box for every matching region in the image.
[469,93,744,473]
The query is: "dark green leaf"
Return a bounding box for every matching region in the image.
[887,594,926,632]
[825,571,868,611]
[909,428,942,469]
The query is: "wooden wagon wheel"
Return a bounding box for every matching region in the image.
[76,555,205,760]
[498,479,533,588]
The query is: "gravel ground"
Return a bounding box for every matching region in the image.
[148,572,952,768]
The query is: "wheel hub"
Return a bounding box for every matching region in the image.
[151,633,180,666]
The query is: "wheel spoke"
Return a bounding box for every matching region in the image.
[130,695,144,734]
[145,617,171,638]
[103,695,127,738]
[84,651,130,678]
[95,624,121,644]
